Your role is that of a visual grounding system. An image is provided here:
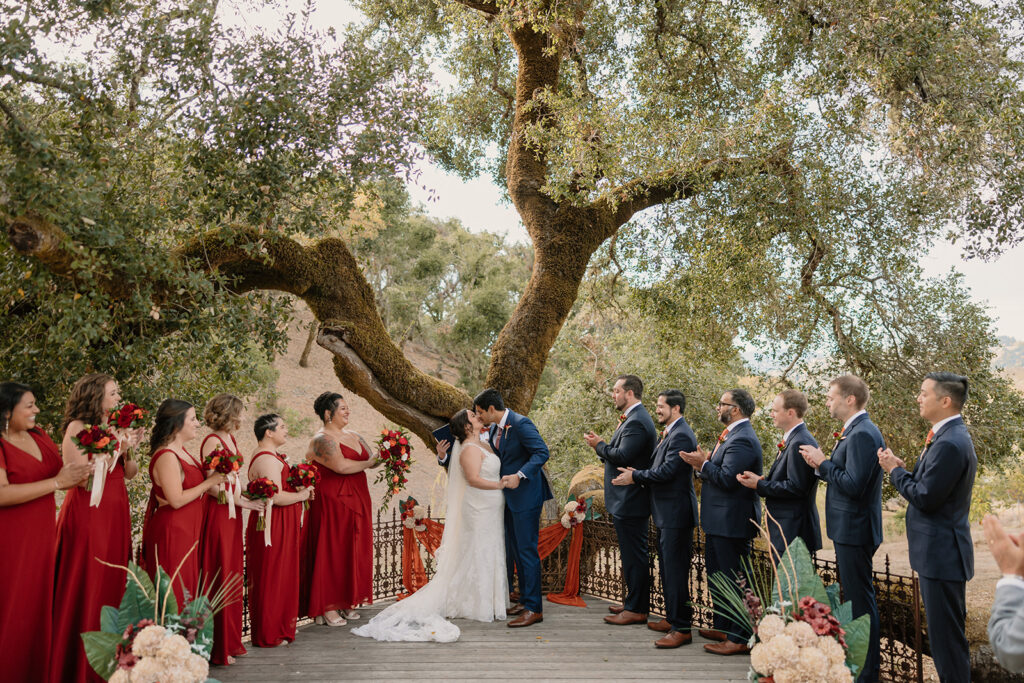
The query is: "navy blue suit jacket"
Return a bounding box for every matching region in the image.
[699,420,763,539]
[597,405,657,519]
[632,417,699,530]
[890,416,976,581]
[757,423,822,552]
[818,412,885,547]
[490,410,553,513]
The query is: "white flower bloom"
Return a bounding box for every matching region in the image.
[756,613,786,642]
[129,656,163,683]
[564,501,580,514]
[156,633,192,663]
[796,644,829,676]
[785,619,818,648]
[560,513,572,528]
[414,524,426,532]
[817,635,847,667]
[412,505,426,519]
[750,633,799,675]
[827,663,854,683]
[574,511,586,522]
[187,653,210,681]
[403,517,416,529]
[109,668,130,683]
[131,625,167,657]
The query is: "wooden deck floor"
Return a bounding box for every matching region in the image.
[215,598,752,682]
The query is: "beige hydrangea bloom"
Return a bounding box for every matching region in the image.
[785,620,817,648]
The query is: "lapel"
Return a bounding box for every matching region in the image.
[917,416,962,465]
[713,423,736,462]
[769,423,802,478]
[489,423,501,456]
[832,413,867,460]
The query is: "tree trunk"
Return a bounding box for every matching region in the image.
[299,319,317,368]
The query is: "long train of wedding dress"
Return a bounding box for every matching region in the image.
[352,440,507,642]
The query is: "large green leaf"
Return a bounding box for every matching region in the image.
[825,582,842,612]
[117,564,157,630]
[843,613,872,676]
[833,599,854,626]
[82,631,121,681]
[99,605,120,635]
[771,537,829,606]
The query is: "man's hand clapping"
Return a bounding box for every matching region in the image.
[679,444,709,469]
[583,431,602,449]
[736,471,762,489]
[877,447,905,474]
[983,515,1024,577]
[799,444,827,468]
[611,467,635,486]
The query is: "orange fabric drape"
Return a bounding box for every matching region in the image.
[546,524,586,607]
[537,522,570,559]
[398,519,446,598]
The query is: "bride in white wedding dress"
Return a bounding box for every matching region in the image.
[352,409,509,642]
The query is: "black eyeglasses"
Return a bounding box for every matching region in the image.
[717,402,737,408]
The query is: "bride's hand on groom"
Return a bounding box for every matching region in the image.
[611,467,635,486]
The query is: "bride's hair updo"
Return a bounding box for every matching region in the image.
[449,409,473,443]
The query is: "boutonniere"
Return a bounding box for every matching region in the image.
[718,433,727,444]
[618,413,627,424]
[924,430,934,448]
[832,430,846,441]
[503,424,511,437]
[777,441,785,451]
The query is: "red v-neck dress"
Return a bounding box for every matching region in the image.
[0,428,63,683]
[198,433,246,664]
[141,447,205,605]
[305,441,373,616]
[245,451,302,646]
[51,438,131,682]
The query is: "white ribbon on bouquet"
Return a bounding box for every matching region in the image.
[263,499,274,547]
[225,472,239,519]
[89,450,115,508]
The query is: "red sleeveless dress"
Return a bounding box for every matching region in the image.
[51,448,131,682]
[141,448,205,605]
[305,441,373,615]
[245,451,301,646]
[197,434,246,664]
[0,428,62,683]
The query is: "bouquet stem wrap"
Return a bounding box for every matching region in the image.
[225,473,238,520]
[263,501,273,547]
[88,453,111,508]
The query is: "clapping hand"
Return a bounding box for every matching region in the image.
[800,444,827,468]
[736,471,762,489]
[679,445,709,469]
[611,467,635,486]
[983,515,1024,576]
[877,447,904,474]
[583,431,601,449]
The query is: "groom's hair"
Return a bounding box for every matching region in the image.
[472,388,505,412]
[616,374,644,399]
[658,389,685,414]
[450,409,473,443]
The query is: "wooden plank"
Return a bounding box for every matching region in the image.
[217,599,751,682]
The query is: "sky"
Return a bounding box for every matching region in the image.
[224,1,1024,341]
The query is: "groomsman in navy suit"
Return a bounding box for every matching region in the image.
[801,375,885,683]
[611,389,698,648]
[680,388,762,656]
[585,374,657,626]
[878,372,976,683]
[737,389,821,559]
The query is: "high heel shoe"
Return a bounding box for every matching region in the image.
[343,609,361,620]
[317,611,347,627]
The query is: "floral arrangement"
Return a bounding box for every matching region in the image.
[373,427,412,512]
[244,477,278,531]
[83,557,239,682]
[73,424,120,491]
[203,446,244,504]
[399,496,427,531]
[109,403,147,431]
[287,463,320,511]
[559,495,599,528]
[706,520,870,683]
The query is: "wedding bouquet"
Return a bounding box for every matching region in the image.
[204,446,244,505]
[373,427,412,512]
[399,497,427,531]
[109,403,147,431]
[83,559,240,682]
[287,463,320,511]
[560,498,589,529]
[243,477,278,531]
[72,424,120,492]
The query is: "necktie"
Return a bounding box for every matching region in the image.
[712,428,728,455]
[926,429,934,444]
[493,427,502,450]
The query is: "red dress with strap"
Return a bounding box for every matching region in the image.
[305,441,373,615]
[197,434,246,664]
[0,428,63,683]
[141,448,205,605]
[245,451,301,646]
[51,445,131,682]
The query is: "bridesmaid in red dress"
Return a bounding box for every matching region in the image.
[0,382,90,683]
[141,400,225,605]
[246,413,310,646]
[197,394,260,666]
[304,392,378,626]
[52,374,143,683]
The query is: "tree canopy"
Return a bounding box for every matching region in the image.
[2,0,1022,468]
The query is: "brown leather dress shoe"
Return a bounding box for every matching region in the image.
[647,618,671,632]
[508,610,543,627]
[603,610,648,625]
[703,641,750,656]
[509,591,520,603]
[698,628,727,642]
[608,604,624,614]
[655,631,693,649]
[507,603,526,616]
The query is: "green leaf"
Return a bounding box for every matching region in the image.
[82,630,121,680]
[833,599,854,626]
[771,537,829,606]
[825,581,842,612]
[117,564,156,629]
[844,613,872,675]
[100,605,120,635]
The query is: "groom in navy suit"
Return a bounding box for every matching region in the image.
[585,374,658,626]
[801,375,885,683]
[473,388,553,628]
[879,372,976,683]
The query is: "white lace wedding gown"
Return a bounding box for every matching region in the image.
[352,440,508,642]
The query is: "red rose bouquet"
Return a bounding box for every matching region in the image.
[373,427,413,512]
[243,477,278,531]
[204,446,244,504]
[109,402,147,431]
[72,424,119,491]
[287,463,320,510]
